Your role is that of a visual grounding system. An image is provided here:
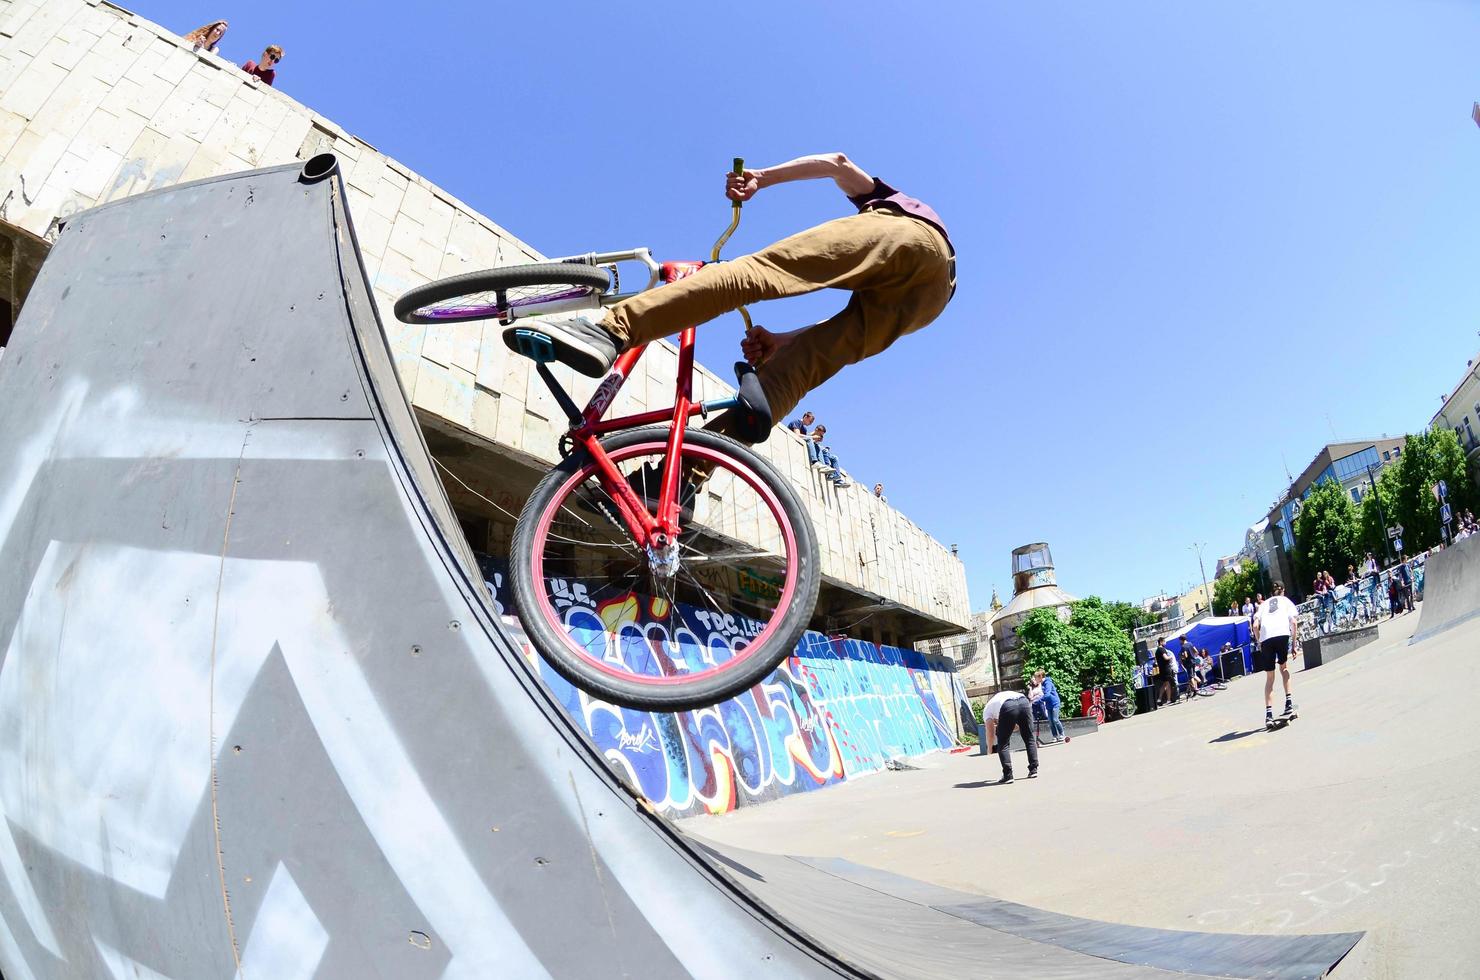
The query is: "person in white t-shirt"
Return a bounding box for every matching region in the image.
[1251,581,1300,727]
[982,689,1039,784]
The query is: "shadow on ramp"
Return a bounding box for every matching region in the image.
[0,161,1361,979]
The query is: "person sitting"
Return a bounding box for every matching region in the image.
[873,482,887,502]
[808,427,847,487]
[786,410,814,437]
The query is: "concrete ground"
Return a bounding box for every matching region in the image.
[680,610,1480,978]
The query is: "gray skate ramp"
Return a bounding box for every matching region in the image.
[1411,535,1480,645]
[0,162,1361,978]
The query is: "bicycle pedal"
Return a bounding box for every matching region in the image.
[513,329,558,364]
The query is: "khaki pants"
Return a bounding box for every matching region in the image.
[601,209,954,427]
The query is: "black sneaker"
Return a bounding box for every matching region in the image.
[503,313,619,378]
[997,774,1014,785]
[1026,770,1039,779]
[709,361,773,443]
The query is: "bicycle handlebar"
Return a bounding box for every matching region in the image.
[710,157,758,342]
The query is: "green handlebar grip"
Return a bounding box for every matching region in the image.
[732,157,745,176]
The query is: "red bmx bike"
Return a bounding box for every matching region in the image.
[393,162,820,712]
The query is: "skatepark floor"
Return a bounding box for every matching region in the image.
[681,609,1480,978]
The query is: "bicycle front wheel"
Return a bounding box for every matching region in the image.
[394,262,612,324]
[510,426,820,712]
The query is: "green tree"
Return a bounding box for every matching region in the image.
[1103,599,1161,634]
[1016,597,1137,717]
[1212,559,1271,615]
[1292,478,1362,586]
[1383,429,1476,552]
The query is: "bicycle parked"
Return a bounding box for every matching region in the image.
[395,161,821,712]
[1082,685,1136,726]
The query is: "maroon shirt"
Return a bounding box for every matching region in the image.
[242,60,276,86]
[848,177,951,250]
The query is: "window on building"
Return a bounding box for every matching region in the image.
[1394,446,1402,457]
[1382,450,1391,461]
[1350,487,1362,503]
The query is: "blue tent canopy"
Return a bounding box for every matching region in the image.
[1166,616,1254,674]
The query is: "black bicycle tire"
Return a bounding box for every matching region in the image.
[393,262,613,324]
[510,425,820,712]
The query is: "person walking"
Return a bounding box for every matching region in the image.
[1251,582,1300,729]
[982,689,1039,784]
[507,153,955,444]
[1032,669,1065,741]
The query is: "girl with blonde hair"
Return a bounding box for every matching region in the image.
[182,20,228,54]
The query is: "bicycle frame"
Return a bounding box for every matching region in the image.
[526,260,742,550]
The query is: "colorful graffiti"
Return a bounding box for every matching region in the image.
[476,556,970,819]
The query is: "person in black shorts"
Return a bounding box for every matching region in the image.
[1251,582,1300,726]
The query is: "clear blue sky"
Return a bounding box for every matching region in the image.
[143,0,1480,608]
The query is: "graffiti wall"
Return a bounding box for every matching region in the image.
[476,557,970,819]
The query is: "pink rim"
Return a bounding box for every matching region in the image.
[529,439,801,687]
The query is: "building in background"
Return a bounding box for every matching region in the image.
[1432,349,1480,490]
[1259,438,1407,592]
[989,542,1077,692]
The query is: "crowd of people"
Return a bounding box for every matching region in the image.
[182,19,285,88]
[1150,637,1226,707]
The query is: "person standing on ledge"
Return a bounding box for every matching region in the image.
[982,689,1039,784]
[505,153,955,443]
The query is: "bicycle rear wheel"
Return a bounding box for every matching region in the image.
[510,426,820,712]
[394,262,612,324]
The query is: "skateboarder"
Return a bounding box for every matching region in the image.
[1251,582,1300,728]
[982,689,1038,784]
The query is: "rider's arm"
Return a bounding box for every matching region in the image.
[730,153,875,200]
[984,718,997,753]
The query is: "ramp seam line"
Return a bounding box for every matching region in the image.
[208,428,251,978]
[780,856,1212,977]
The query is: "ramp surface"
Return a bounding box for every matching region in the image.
[1411,535,1480,644]
[0,164,1359,978]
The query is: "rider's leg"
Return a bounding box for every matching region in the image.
[1279,660,1293,707]
[604,210,949,350]
[1264,669,1276,712]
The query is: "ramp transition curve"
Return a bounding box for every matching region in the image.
[1410,534,1480,645]
[0,161,1360,978]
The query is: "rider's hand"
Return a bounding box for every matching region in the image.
[740,324,777,365]
[726,169,762,202]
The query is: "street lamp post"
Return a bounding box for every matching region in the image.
[1365,463,1393,565]
[1192,542,1213,618]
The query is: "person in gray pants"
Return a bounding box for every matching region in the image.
[983,689,1040,784]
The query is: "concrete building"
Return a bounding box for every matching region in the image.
[917,609,998,696]
[1260,437,1406,592]
[1431,349,1480,490]
[989,542,1077,692]
[0,0,970,645]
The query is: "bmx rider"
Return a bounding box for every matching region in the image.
[505,153,955,442]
